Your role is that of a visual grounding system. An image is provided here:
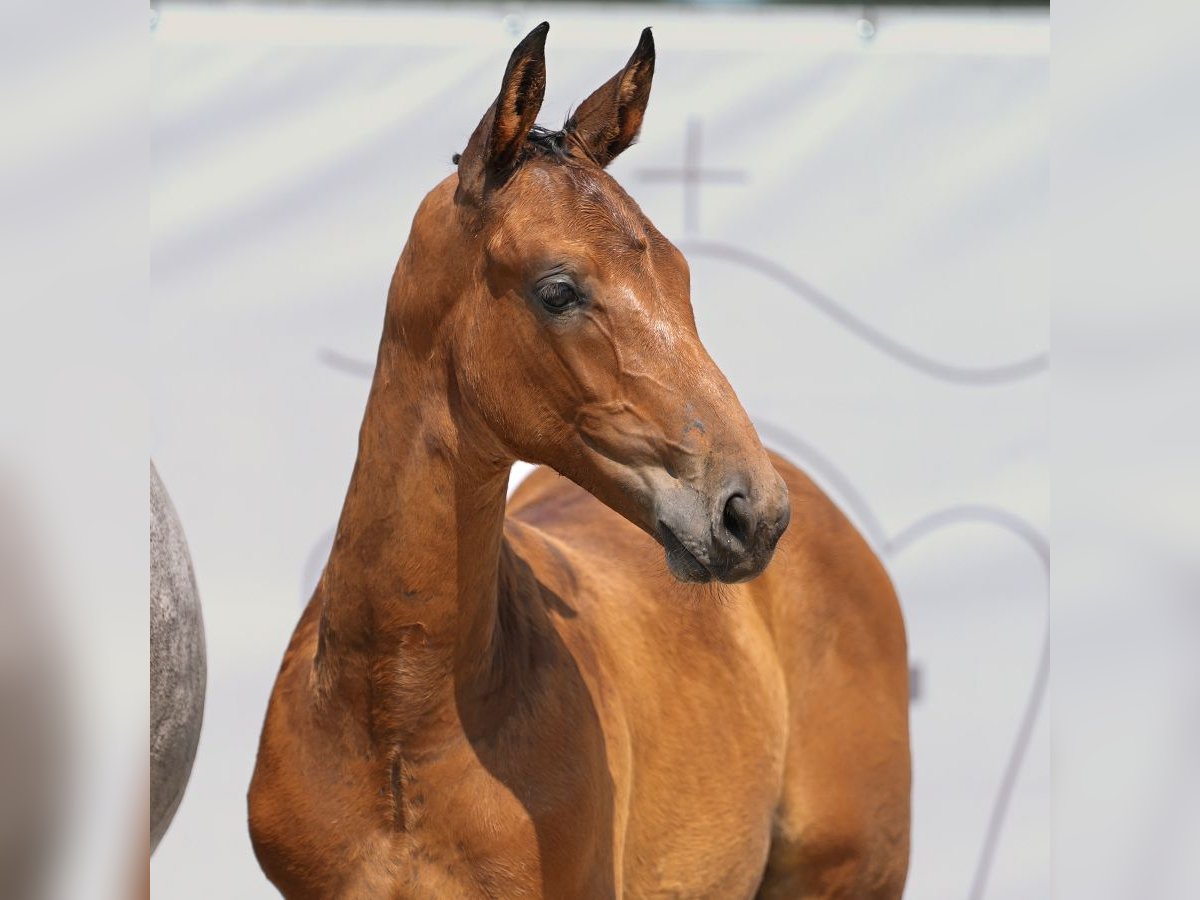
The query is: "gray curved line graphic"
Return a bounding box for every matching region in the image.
[968,634,1048,900]
[755,416,1047,900]
[890,507,1047,900]
[891,505,1047,572]
[682,239,1049,386]
[308,343,1046,897]
[319,348,375,379]
[301,525,337,604]
[754,420,891,551]
[320,242,1048,387]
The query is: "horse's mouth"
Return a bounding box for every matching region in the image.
[657,522,714,584]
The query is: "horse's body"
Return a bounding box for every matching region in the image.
[250,25,909,898]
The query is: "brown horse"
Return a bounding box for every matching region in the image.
[249,24,910,899]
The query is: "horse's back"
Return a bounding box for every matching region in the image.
[506,465,644,558]
[506,454,905,670]
[507,454,897,637]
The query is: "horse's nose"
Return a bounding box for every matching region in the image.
[709,475,790,582]
[718,490,756,555]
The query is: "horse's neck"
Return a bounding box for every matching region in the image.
[316,306,512,738]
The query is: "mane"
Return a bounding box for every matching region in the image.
[523,124,574,159]
[451,123,575,166]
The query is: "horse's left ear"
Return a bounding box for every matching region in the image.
[567,28,655,168]
[457,22,550,201]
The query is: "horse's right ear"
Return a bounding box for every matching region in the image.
[456,22,549,202]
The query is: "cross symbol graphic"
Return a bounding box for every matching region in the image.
[637,117,747,236]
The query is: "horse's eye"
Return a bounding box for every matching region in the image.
[536,280,580,313]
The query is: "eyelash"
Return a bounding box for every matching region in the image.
[536,280,582,314]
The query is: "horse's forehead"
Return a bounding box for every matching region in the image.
[511,163,647,248]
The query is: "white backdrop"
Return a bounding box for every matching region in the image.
[150,4,1048,897]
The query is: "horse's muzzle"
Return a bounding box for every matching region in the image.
[656,473,791,584]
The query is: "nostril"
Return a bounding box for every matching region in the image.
[721,492,753,549]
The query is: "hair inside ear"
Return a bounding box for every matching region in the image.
[455,22,550,199]
[567,27,655,168]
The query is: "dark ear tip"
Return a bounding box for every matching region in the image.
[507,21,549,69]
[522,21,550,49]
[637,26,654,56]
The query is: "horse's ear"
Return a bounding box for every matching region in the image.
[567,28,655,168]
[456,22,549,200]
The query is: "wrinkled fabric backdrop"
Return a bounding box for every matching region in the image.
[151,5,1048,897]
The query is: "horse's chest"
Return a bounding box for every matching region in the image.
[338,813,544,900]
[256,710,611,899]
[255,760,545,897]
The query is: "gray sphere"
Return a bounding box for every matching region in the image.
[150,462,206,852]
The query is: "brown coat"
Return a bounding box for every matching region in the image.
[249,24,909,899]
